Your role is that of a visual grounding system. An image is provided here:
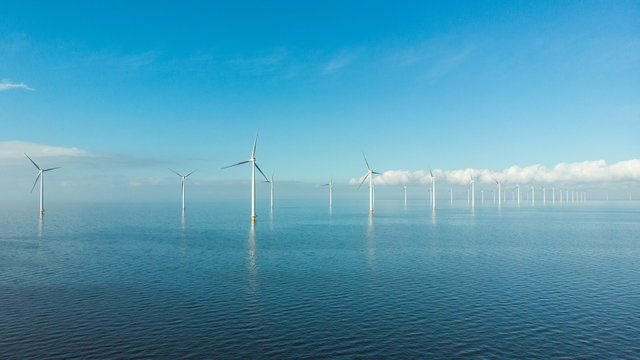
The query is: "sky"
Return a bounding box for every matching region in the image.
[1,1,639,204]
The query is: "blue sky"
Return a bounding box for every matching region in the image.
[1,1,639,202]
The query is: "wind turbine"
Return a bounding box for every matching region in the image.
[403,184,407,206]
[322,178,334,208]
[358,153,381,214]
[450,186,453,205]
[516,185,521,207]
[541,186,546,206]
[470,175,475,209]
[430,168,435,211]
[531,185,535,207]
[495,179,502,208]
[25,153,60,215]
[265,172,275,209]
[169,168,197,212]
[222,132,270,221]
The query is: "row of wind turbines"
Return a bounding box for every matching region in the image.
[24,132,593,220]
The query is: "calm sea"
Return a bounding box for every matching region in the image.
[1,200,639,359]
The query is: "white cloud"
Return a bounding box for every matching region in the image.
[350,159,640,186]
[321,52,355,74]
[0,79,34,91]
[0,141,162,168]
[0,141,92,159]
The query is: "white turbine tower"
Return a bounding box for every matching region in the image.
[470,175,475,209]
[265,172,275,209]
[541,186,546,206]
[222,132,270,222]
[25,154,60,215]
[430,168,436,211]
[531,185,535,207]
[495,180,502,208]
[169,168,197,212]
[358,153,381,215]
[403,185,407,206]
[516,185,521,207]
[322,178,334,208]
[450,186,453,205]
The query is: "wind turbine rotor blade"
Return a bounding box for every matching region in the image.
[357,173,370,189]
[362,153,371,171]
[221,160,251,169]
[254,162,269,181]
[251,131,258,158]
[43,167,61,172]
[185,169,197,177]
[429,168,433,177]
[372,171,382,175]
[24,153,41,170]
[30,173,41,193]
[322,184,330,186]
[168,168,183,177]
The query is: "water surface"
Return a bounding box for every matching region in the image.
[1,201,639,358]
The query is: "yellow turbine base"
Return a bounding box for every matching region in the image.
[251,215,256,222]
[40,210,44,215]
[369,210,373,214]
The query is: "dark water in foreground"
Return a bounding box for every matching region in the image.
[1,201,639,359]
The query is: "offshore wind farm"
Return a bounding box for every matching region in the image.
[1,1,639,359]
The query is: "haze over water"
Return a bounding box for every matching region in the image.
[1,201,639,358]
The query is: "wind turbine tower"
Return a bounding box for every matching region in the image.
[531,185,535,207]
[265,172,275,209]
[169,168,196,212]
[323,178,334,208]
[358,153,381,214]
[430,168,435,211]
[403,185,407,206]
[470,175,475,209]
[222,132,270,221]
[25,154,60,215]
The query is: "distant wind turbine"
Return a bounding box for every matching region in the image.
[265,172,275,209]
[358,153,381,214]
[516,185,521,207]
[25,153,60,215]
[222,132,269,221]
[430,168,436,211]
[531,185,535,207]
[495,179,502,208]
[169,168,197,212]
[323,178,334,208]
[470,175,475,209]
[403,185,407,206]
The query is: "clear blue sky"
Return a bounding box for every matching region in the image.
[1,1,638,200]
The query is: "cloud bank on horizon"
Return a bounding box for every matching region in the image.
[2,141,639,186]
[353,159,640,186]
